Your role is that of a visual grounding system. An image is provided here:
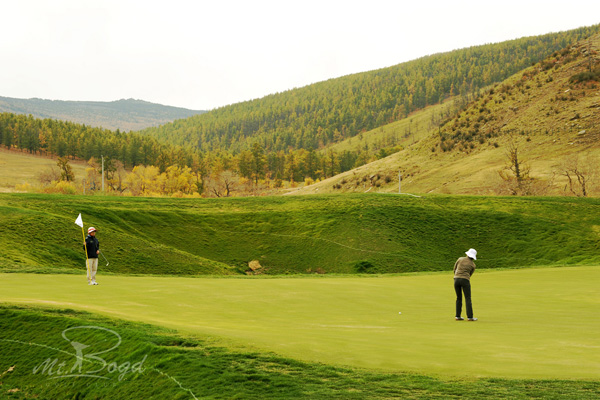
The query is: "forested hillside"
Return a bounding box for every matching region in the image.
[0,113,198,170]
[141,26,599,156]
[292,32,600,197]
[0,97,204,131]
[3,26,599,198]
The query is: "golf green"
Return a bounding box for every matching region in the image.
[1,266,598,380]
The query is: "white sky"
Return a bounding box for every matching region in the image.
[1,0,599,110]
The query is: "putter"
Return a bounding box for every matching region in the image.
[100,251,109,266]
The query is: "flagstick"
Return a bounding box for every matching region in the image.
[81,226,90,283]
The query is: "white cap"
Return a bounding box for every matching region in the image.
[88,227,97,233]
[465,248,477,260]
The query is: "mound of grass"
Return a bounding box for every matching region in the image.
[1,306,598,399]
[1,193,599,275]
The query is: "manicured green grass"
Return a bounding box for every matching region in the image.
[1,193,599,275]
[1,267,598,381]
[3,306,599,400]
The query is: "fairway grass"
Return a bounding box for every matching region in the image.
[1,266,599,381]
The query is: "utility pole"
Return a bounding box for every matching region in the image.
[398,171,401,194]
[101,155,105,193]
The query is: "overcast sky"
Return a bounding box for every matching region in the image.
[1,0,599,111]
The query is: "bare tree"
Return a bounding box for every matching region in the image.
[207,171,237,197]
[558,154,598,197]
[37,166,61,185]
[498,138,532,195]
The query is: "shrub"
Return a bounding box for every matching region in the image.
[43,180,78,195]
[354,261,375,273]
[15,183,32,192]
[569,69,600,84]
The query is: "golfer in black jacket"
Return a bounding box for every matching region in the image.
[85,227,100,285]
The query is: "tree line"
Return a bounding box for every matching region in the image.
[0,113,198,169]
[1,112,387,196]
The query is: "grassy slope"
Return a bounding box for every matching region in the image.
[292,33,600,196]
[0,148,88,193]
[1,193,600,275]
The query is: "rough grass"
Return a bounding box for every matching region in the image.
[1,193,600,275]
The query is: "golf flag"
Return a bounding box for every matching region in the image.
[75,213,83,228]
[75,213,90,282]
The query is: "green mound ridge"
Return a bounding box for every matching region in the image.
[1,193,599,275]
[1,306,598,399]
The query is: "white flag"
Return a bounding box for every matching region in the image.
[75,213,83,228]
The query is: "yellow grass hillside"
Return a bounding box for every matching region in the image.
[290,33,600,197]
[0,148,87,193]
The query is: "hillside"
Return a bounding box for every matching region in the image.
[139,26,599,157]
[0,148,88,193]
[1,193,599,276]
[0,97,204,131]
[291,32,600,196]
[2,27,599,195]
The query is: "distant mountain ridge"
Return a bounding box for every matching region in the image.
[0,96,205,131]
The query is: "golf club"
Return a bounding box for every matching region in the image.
[99,251,109,266]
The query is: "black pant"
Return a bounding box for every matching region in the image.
[454,278,473,318]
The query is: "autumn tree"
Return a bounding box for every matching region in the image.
[125,165,160,196]
[163,165,195,195]
[57,156,75,182]
[84,158,101,191]
[106,160,127,194]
